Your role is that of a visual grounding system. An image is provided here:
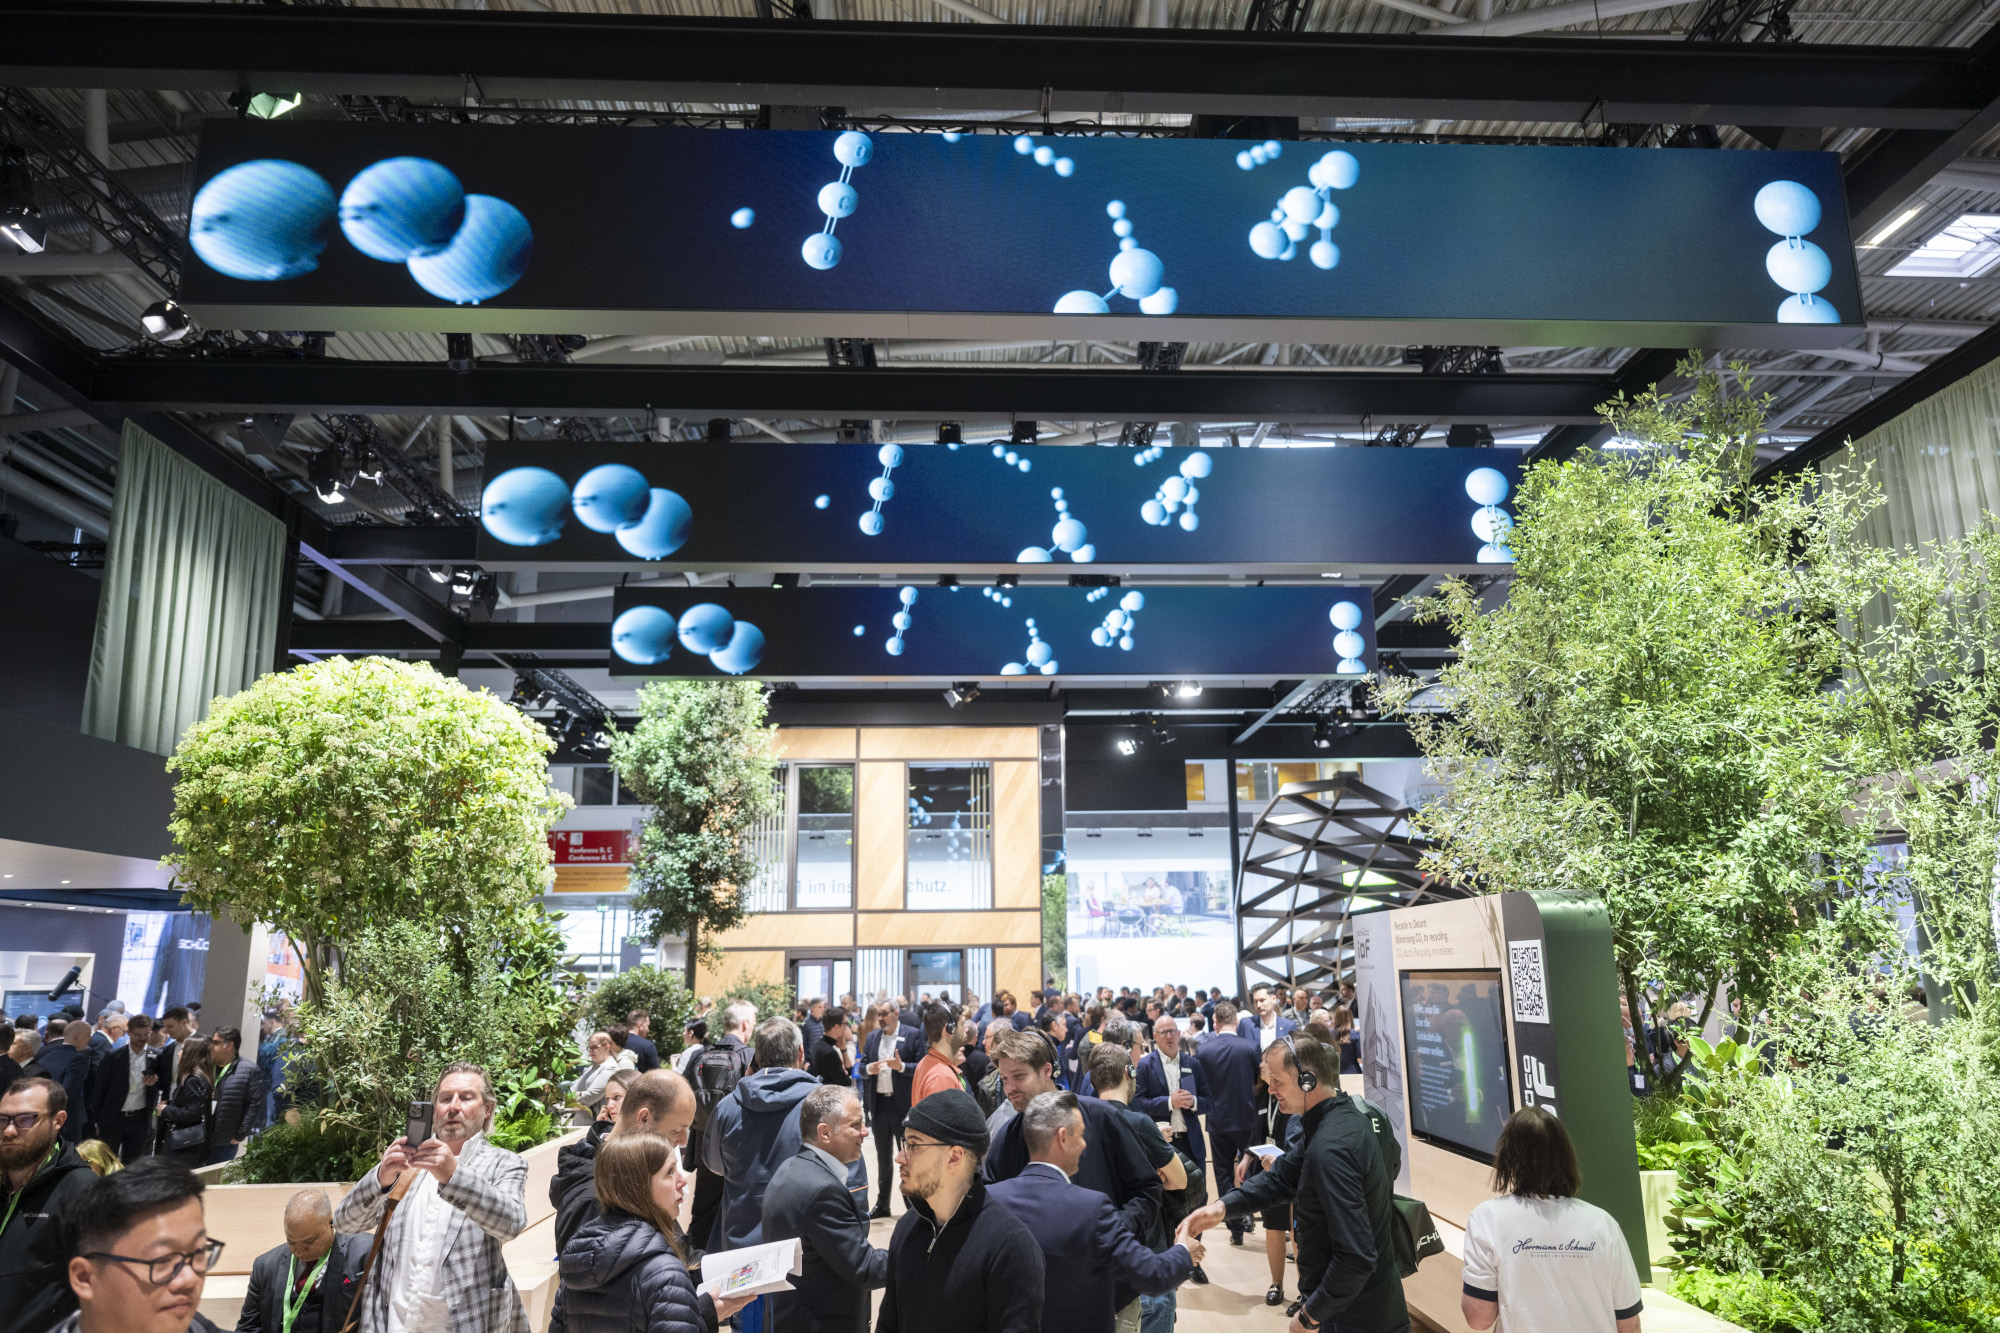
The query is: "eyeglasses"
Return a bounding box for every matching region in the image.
[0,1112,46,1133]
[86,1239,226,1286]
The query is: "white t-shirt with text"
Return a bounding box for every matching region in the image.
[1460,1194,1643,1333]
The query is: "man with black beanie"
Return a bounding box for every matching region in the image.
[879,1089,1044,1333]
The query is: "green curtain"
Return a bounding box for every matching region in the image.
[1818,356,2000,551]
[83,421,286,755]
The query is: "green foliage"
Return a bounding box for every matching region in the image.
[486,1103,561,1155]
[1668,1269,1822,1333]
[585,964,698,1039]
[222,1114,379,1186]
[720,967,794,1018]
[1042,874,1068,989]
[168,657,568,1006]
[608,681,779,987]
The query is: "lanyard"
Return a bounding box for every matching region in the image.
[281,1251,332,1333]
[0,1146,60,1238]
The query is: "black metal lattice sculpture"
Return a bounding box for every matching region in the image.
[1233,774,1468,995]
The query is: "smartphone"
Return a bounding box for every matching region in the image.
[406,1100,434,1151]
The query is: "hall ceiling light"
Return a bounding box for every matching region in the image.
[140,299,193,345]
[1863,205,1922,248]
[306,446,347,504]
[1175,681,1202,699]
[1116,736,1139,756]
[0,144,45,254]
[943,682,981,710]
[1885,214,2000,279]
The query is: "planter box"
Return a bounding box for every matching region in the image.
[1640,1168,1679,1270]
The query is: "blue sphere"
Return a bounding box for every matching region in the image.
[803,233,842,270]
[710,621,766,675]
[899,585,920,606]
[611,605,676,665]
[878,443,904,467]
[814,494,830,509]
[189,159,336,282]
[1766,239,1832,295]
[338,158,465,262]
[1109,248,1165,300]
[886,637,905,656]
[1055,290,1111,314]
[571,464,651,534]
[853,624,865,635]
[480,467,570,546]
[677,603,736,655]
[731,207,756,229]
[819,181,858,219]
[1330,600,1363,631]
[1778,294,1842,324]
[1465,466,1509,507]
[833,131,874,168]
[859,511,885,536]
[406,195,532,305]
[1754,180,1821,238]
[614,488,692,559]
[1334,629,1366,660]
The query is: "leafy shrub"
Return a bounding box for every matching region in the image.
[1669,1269,1821,1332]
[223,1114,379,1186]
[487,1104,562,1156]
[720,968,795,1020]
[585,964,697,1040]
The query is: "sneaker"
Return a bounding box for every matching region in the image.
[1190,1265,1209,1286]
[1266,1285,1284,1307]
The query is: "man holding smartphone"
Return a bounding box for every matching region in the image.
[333,1064,530,1333]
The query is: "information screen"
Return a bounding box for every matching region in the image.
[1398,969,1514,1161]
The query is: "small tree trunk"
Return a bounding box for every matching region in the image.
[685,918,699,990]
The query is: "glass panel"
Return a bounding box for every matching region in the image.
[742,766,789,914]
[795,765,855,908]
[1184,763,1206,802]
[795,961,834,1006]
[547,766,576,800]
[909,949,963,1006]
[906,763,992,910]
[1274,762,1319,790]
[576,766,615,807]
[557,900,633,981]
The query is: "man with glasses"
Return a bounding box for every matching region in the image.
[58,1156,224,1333]
[1,1077,99,1333]
[236,1189,369,1333]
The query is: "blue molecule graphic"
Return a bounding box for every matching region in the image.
[677,603,736,655]
[1250,150,1354,267]
[1334,629,1366,660]
[710,621,766,675]
[1755,180,1838,325]
[480,467,570,546]
[1754,181,1821,239]
[853,624,865,636]
[804,134,872,270]
[406,195,533,305]
[803,233,842,270]
[1464,467,1509,507]
[571,464,651,534]
[338,158,465,262]
[189,159,336,282]
[1141,451,1212,531]
[731,207,756,229]
[814,494,831,509]
[1057,203,1175,315]
[614,487,693,559]
[611,605,677,665]
[1330,600,1362,632]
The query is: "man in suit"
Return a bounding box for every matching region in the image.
[862,1001,925,1219]
[1199,1001,1262,1248]
[237,1189,371,1333]
[87,1013,159,1163]
[36,1018,96,1144]
[800,997,828,1057]
[1238,985,1298,1050]
[987,1092,1199,1333]
[334,1063,531,1333]
[762,1085,889,1333]
[1132,1016,1207,1191]
[205,1026,265,1165]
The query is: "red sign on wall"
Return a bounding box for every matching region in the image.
[550,830,629,865]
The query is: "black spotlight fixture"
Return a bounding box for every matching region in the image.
[426,565,451,584]
[508,675,536,706]
[449,566,479,597]
[0,145,46,254]
[706,418,732,446]
[1174,680,1203,700]
[306,445,347,504]
[937,421,964,447]
[943,682,981,710]
[935,574,959,588]
[1115,736,1140,757]
[1312,717,1335,749]
[996,574,1019,589]
[1010,420,1037,447]
[140,299,194,345]
[445,332,476,374]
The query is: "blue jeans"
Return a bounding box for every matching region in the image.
[1140,1290,1177,1333]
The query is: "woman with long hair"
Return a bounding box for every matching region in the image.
[155,1035,213,1165]
[551,1132,752,1333]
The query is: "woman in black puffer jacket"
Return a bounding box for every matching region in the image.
[550,1133,753,1333]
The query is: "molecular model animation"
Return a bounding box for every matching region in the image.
[981,586,1016,609]
[1234,140,1288,171]
[1001,618,1058,676]
[482,463,692,558]
[1755,180,1838,325]
[802,131,874,271]
[1054,202,1178,315]
[989,443,1034,474]
[1247,150,1357,271]
[1329,601,1367,676]
[858,443,904,535]
[1091,590,1146,651]
[190,155,533,303]
[1139,451,1212,532]
[1465,466,1514,564]
[1013,135,1076,178]
[885,585,920,657]
[609,602,766,674]
[1018,486,1097,563]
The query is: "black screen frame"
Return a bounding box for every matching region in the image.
[1396,966,1516,1165]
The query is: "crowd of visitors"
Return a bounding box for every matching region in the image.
[0,978,1649,1333]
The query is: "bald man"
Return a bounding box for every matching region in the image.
[237,1190,371,1333]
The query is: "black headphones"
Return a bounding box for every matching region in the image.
[1279,1032,1318,1093]
[1022,1025,1062,1071]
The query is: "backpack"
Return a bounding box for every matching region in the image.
[1351,1096,1444,1278]
[692,1042,749,1131]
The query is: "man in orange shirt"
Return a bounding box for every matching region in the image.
[911,1002,970,1108]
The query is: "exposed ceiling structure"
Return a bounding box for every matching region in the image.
[4,0,2000,741]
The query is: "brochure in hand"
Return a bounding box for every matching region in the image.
[696,1237,803,1300]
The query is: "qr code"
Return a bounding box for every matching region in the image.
[1509,939,1550,1024]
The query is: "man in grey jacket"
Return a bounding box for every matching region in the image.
[334,1063,530,1333]
[762,1085,889,1333]
[702,1018,818,1251]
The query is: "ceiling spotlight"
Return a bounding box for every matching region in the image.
[446,332,475,374]
[1175,681,1202,699]
[1312,718,1334,749]
[307,445,346,504]
[1115,736,1139,757]
[1010,421,1037,447]
[426,565,452,584]
[0,145,46,254]
[937,421,963,447]
[140,299,194,344]
[450,567,479,597]
[508,675,536,706]
[943,682,981,710]
[996,574,1018,589]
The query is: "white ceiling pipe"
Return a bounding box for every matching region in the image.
[742,417,801,443]
[1,442,115,510]
[929,0,1007,21]
[0,461,110,538]
[1360,0,1468,22]
[1865,317,1986,337]
[498,575,679,610]
[1435,0,1693,38]
[1800,346,1933,374]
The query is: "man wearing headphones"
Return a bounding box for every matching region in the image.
[1185,1033,1407,1333]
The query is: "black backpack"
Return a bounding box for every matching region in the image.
[692,1042,749,1131]
[1351,1096,1444,1278]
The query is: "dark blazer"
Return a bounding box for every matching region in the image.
[761,1148,888,1333]
[984,1095,1163,1246]
[987,1165,1191,1333]
[236,1234,371,1333]
[87,1043,158,1134]
[1237,1014,1297,1044]
[34,1042,94,1142]
[860,1024,924,1115]
[1196,1032,1261,1138]
[809,1035,849,1091]
[1132,1049,1208,1169]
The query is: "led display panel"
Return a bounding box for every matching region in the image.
[180,121,1861,344]
[475,442,1520,571]
[606,583,1376,680]
[1399,968,1515,1162]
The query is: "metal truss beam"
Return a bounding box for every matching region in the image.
[84,359,1615,424]
[1523,347,1686,463]
[1842,26,2000,237]
[0,2,1983,128]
